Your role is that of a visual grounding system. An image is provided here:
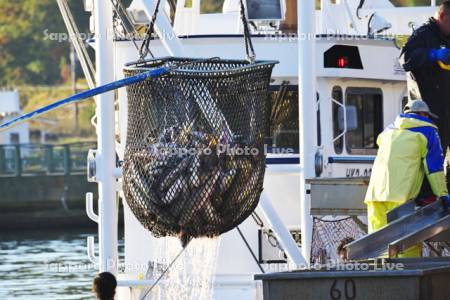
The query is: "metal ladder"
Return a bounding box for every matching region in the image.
[346,200,450,260]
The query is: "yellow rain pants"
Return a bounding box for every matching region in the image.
[367,201,422,258]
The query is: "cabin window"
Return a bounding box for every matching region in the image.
[265,84,299,153]
[200,0,225,13]
[332,86,344,154]
[246,0,283,20]
[345,87,383,155]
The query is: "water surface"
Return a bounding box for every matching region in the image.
[0,229,122,300]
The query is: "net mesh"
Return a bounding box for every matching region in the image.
[311,217,366,264]
[423,242,450,257]
[123,57,276,241]
[312,217,450,261]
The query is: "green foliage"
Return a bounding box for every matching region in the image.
[0,0,89,86]
[391,0,446,5]
[0,0,443,141]
[19,84,96,139]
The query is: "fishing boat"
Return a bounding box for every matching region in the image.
[51,0,450,299]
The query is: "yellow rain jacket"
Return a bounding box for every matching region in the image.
[365,113,448,204]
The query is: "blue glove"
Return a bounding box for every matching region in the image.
[441,195,450,210]
[428,48,450,63]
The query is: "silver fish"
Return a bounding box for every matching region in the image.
[124,167,176,226]
[159,156,190,192]
[143,160,165,184]
[239,163,265,207]
[218,168,237,194]
[126,160,159,204]
[162,177,186,205]
[220,158,252,211]
[188,154,201,188]
[201,201,223,225]
[178,167,220,226]
[170,178,190,218]
[188,80,232,137]
[211,195,223,208]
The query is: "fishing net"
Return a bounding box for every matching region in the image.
[311,216,450,261]
[122,57,277,243]
[311,216,366,264]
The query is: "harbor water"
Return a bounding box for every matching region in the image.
[0,229,123,300]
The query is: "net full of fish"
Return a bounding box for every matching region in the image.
[122,58,276,246]
[123,124,262,246]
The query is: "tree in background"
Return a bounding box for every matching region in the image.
[0,0,89,86]
[392,0,445,6]
[0,0,442,88]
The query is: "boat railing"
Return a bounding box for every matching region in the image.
[0,141,96,176]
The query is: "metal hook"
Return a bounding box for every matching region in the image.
[87,236,99,264]
[86,192,99,223]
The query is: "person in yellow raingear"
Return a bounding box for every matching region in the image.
[365,99,449,257]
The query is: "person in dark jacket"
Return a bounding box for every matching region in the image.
[400,1,450,191]
[92,272,117,300]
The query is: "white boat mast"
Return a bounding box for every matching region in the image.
[94,0,119,274]
[298,0,316,264]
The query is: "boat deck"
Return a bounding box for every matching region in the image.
[255,258,450,300]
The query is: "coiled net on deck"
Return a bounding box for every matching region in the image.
[311,217,366,264]
[123,57,277,242]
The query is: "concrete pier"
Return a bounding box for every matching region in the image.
[0,174,99,230]
[0,142,112,230]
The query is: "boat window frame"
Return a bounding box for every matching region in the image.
[265,84,299,154]
[344,87,383,155]
[331,85,344,154]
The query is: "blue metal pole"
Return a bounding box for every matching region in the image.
[0,66,169,133]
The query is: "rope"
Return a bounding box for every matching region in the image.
[56,0,96,88]
[314,216,352,223]
[356,0,366,19]
[249,212,287,261]
[251,212,264,228]
[236,227,265,273]
[139,0,163,61]
[110,0,141,53]
[139,243,189,300]
[60,0,96,79]
[136,0,255,62]
[238,0,256,63]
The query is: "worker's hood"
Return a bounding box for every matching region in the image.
[393,113,437,130]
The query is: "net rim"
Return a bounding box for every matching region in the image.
[123,56,278,78]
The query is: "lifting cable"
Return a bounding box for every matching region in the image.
[236,227,266,273]
[110,0,142,53]
[138,0,162,60]
[238,0,256,62]
[138,0,257,62]
[57,0,96,88]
